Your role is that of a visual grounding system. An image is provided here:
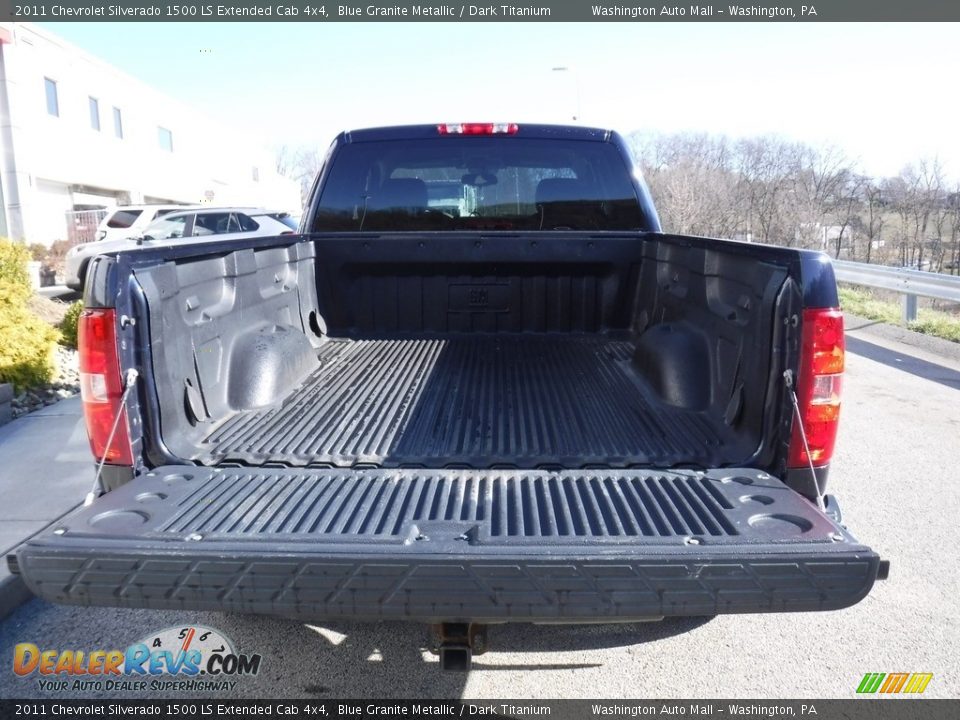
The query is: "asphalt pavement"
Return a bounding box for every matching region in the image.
[1,320,958,699]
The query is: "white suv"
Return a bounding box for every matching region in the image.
[65,207,299,291]
[95,205,185,243]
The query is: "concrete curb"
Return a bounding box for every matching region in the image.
[0,383,12,427]
[0,502,82,622]
[0,572,32,621]
[845,313,960,366]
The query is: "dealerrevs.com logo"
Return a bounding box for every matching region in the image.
[12,625,262,693]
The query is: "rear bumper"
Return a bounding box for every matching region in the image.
[11,467,882,623]
[14,547,880,622]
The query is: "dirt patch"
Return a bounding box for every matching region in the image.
[27,293,71,326]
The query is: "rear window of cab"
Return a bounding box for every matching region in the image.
[313,137,644,232]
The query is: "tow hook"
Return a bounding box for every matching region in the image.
[430,623,488,671]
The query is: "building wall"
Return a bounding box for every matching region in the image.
[32,179,72,244]
[0,22,301,246]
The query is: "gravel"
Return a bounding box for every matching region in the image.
[11,345,80,418]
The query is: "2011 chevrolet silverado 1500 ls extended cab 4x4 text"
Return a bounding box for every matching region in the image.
[9,123,886,670]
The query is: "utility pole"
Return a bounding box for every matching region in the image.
[551,66,581,122]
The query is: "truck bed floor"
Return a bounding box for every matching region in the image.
[200,336,741,468]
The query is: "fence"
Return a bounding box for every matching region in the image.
[832,259,960,323]
[65,209,108,245]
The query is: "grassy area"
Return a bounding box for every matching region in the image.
[839,285,960,343]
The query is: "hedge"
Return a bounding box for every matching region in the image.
[0,239,61,391]
[0,238,31,299]
[60,300,84,349]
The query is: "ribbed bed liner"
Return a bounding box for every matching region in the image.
[19,465,879,621]
[200,336,740,468]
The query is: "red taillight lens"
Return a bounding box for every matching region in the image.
[437,123,519,135]
[78,308,133,465]
[788,308,844,468]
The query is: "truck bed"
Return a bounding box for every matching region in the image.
[132,233,794,476]
[200,335,741,468]
[12,128,885,633]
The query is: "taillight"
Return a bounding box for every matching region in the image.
[78,308,133,466]
[437,123,519,135]
[787,308,844,468]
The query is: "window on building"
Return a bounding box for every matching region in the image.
[252,167,260,183]
[113,107,123,139]
[89,97,100,131]
[158,127,174,152]
[44,78,59,117]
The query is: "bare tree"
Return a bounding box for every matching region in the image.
[830,170,867,259]
[950,185,960,275]
[792,144,849,251]
[274,144,296,177]
[274,144,326,204]
[735,136,802,245]
[632,133,747,238]
[862,180,886,265]
[630,130,957,273]
[931,191,949,273]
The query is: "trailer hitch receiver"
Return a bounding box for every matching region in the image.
[430,623,488,672]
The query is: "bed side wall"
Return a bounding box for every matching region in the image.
[134,240,321,462]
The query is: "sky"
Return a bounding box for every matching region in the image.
[44,21,960,180]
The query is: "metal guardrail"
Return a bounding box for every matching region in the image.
[833,259,960,323]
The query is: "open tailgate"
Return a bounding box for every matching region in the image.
[10,467,881,621]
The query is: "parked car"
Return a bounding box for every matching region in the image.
[15,124,885,671]
[64,207,298,290]
[139,206,298,241]
[95,204,185,243]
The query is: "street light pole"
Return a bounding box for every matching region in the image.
[551,66,581,122]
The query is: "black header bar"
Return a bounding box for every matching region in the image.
[3,0,960,22]
[2,700,959,719]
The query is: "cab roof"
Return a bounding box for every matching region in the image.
[341,123,614,143]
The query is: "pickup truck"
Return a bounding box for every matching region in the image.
[11,123,885,670]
